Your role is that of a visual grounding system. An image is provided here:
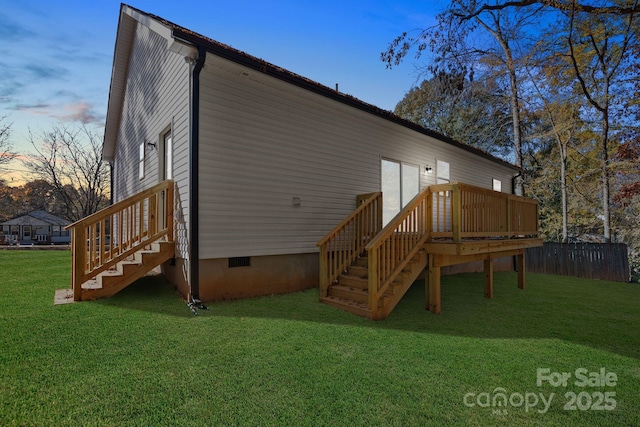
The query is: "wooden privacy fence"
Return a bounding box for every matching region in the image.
[526,243,630,282]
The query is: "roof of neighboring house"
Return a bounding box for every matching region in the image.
[104,4,520,172]
[1,210,71,227]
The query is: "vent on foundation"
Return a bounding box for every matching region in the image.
[228,257,251,268]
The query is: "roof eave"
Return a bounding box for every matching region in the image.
[172,28,520,172]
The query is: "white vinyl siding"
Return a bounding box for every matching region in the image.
[197,56,515,259]
[111,23,190,258]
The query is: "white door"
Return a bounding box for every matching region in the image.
[381,159,420,226]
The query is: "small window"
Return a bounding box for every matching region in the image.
[139,142,145,180]
[493,179,502,192]
[437,160,450,184]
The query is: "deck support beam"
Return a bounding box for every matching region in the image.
[484,254,493,299]
[424,247,532,314]
[517,250,526,290]
[426,255,441,314]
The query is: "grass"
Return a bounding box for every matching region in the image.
[1,250,639,426]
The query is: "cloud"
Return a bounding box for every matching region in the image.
[25,64,68,80]
[0,13,34,41]
[62,102,103,124]
[13,101,104,125]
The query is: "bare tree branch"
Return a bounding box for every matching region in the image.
[22,122,110,221]
[0,116,17,174]
[457,0,640,21]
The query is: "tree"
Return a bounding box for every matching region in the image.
[0,116,16,176]
[457,1,640,17]
[22,123,110,221]
[394,72,512,158]
[563,5,639,242]
[382,0,544,195]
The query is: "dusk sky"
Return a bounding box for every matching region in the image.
[1,0,442,182]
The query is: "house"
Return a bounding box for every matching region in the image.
[1,210,71,245]
[59,4,542,318]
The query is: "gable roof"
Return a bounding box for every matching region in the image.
[104,4,519,171]
[1,210,70,226]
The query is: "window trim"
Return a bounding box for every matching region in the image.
[139,141,145,180]
[436,159,450,184]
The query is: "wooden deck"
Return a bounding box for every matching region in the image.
[318,182,543,320]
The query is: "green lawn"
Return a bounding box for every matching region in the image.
[1,250,639,426]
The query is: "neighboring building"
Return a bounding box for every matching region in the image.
[1,210,71,245]
[61,4,541,318]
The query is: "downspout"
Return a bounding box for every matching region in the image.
[109,162,114,205]
[511,170,522,196]
[189,46,206,302]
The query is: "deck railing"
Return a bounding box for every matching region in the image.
[65,180,174,300]
[429,182,539,241]
[317,192,382,297]
[365,187,430,314]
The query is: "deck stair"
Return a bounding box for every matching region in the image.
[318,182,542,320]
[55,180,175,305]
[78,240,175,301]
[320,249,427,319]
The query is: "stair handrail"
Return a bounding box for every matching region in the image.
[365,187,431,315]
[317,192,382,298]
[66,180,174,300]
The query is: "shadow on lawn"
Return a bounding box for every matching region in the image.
[94,275,192,318]
[100,272,640,360]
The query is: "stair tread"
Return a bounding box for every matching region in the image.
[78,241,175,300]
[331,284,367,293]
[81,279,101,290]
[320,296,371,317]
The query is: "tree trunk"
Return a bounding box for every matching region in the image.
[601,112,611,242]
[560,144,569,243]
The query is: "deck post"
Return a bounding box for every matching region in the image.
[427,255,441,314]
[166,181,174,242]
[517,250,526,290]
[451,184,461,243]
[318,243,328,298]
[368,248,379,319]
[72,226,85,301]
[484,254,494,299]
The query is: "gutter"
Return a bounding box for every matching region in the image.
[511,170,523,196]
[189,46,206,303]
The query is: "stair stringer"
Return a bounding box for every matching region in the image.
[79,241,175,301]
[372,249,428,320]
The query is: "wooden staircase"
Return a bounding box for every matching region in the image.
[55,180,175,304]
[318,189,431,320]
[318,182,541,320]
[78,240,175,301]
[321,249,427,320]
